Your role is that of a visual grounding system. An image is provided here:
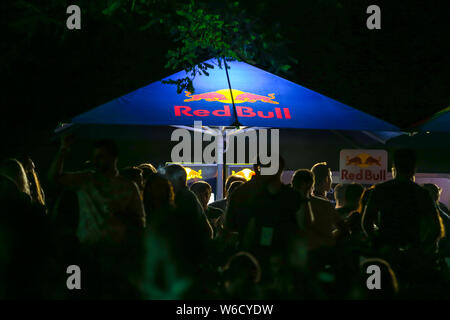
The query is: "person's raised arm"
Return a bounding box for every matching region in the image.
[23,156,46,207]
[49,134,91,188]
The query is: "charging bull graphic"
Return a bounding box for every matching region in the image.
[346,153,382,168]
[234,92,278,104]
[346,156,363,166]
[231,168,256,181]
[185,167,203,180]
[184,91,228,102]
[365,156,382,166]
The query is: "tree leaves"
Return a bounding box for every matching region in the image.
[6,0,295,94]
[102,0,123,16]
[157,0,294,93]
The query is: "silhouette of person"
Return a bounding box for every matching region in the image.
[311,162,333,201]
[209,175,247,212]
[362,149,443,254]
[50,136,146,245]
[336,183,364,219]
[190,181,223,237]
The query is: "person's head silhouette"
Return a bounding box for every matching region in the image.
[291,169,314,198]
[422,183,442,204]
[190,181,212,211]
[92,139,119,176]
[392,148,416,180]
[224,175,246,197]
[143,174,175,221]
[121,166,144,191]
[334,183,347,208]
[311,162,332,198]
[161,164,187,193]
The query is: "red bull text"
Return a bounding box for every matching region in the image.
[341,169,386,182]
[174,105,291,119]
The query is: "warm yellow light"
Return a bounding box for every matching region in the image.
[231,168,255,181]
[185,167,202,180]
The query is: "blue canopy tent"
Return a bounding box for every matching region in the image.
[61,59,402,198]
[386,107,450,173]
[416,107,450,133]
[71,59,399,131]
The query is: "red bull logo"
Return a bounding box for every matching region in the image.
[185,167,202,180]
[176,89,287,120]
[346,153,382,168]
[340,150,387,184]
[231,168,255,181]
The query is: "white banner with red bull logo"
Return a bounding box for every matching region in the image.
[339,149,388,184]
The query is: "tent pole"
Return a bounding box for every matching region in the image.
[223,58,241,128]
[216,128,225,200]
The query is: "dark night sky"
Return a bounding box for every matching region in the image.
[1,0,449,163]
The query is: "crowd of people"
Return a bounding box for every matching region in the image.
[0,136,449,299]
